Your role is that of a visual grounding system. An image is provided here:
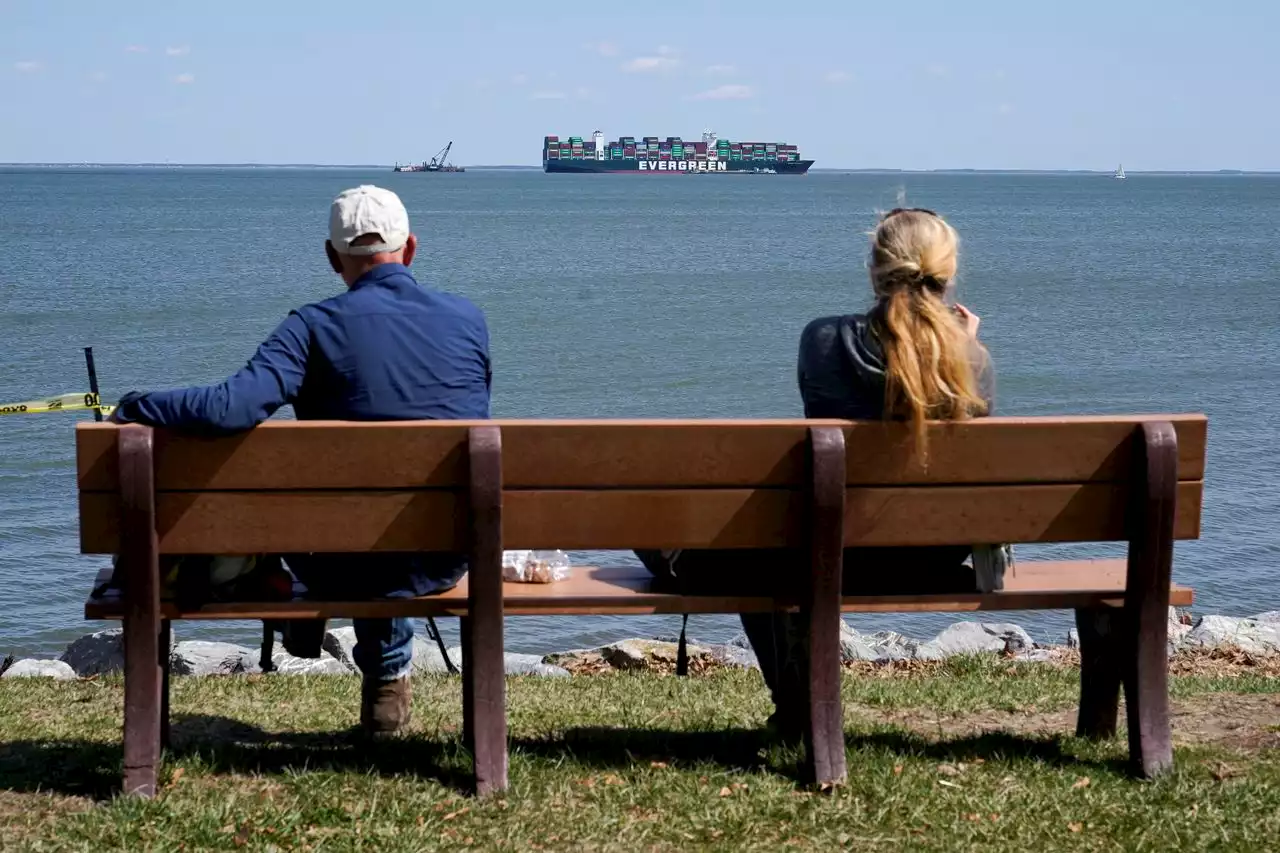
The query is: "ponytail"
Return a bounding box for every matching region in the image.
[868,209,987,456]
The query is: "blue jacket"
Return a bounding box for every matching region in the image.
[115,263,491,430]
[114,263,490,597]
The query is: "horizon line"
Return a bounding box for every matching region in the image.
[2,162,1277,175]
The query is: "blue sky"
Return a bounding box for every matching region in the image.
[2,0,1276,169]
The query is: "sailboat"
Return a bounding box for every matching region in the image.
[1114,163,1126,180]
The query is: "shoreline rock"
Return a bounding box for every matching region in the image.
[1181,615,1280,656]
[59,627,131,677]
[11,608,1277,682]
[1,659,76,680]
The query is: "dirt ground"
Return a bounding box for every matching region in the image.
[856,692,1280,753]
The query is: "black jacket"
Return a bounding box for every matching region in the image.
[797,312,995,419]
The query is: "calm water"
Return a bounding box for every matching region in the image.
[2,168,1278,658]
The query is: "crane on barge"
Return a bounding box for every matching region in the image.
[394,141,465,173]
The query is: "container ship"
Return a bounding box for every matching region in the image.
[543,130,813,174]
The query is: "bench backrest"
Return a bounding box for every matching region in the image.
[76,416,1206,555]
[74,414,1203,555]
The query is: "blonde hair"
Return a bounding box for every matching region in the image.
[868,209,988,453]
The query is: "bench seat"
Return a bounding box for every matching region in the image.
[85,559,1193,621]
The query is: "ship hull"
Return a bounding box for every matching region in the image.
[544,159,813,175]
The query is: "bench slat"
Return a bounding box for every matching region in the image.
[76,416,1207,492]
[79,481,1202,555]
[83,559,1193,620]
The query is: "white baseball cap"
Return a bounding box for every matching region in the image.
[328,185,410,256]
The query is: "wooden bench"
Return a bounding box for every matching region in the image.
[77,415,1206,797]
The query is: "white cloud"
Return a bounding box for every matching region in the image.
[531,90,567,100]
[546,71,559,80]
[88,70,108,83]
[511,73,528,85]
[174,73,195,85]
[997,102,1015,115]
[14,60,42,73]
[165,46,190,57]
[584,41,619,57]
[705,64,736,75]
[824,70,853,84]
[993,69,1007,80]
[574,86,593,99]
[657,45,677,56]
[623,55,679,73]
[125,45,148,54]
[690,84,754,101]
[926,63,950,78]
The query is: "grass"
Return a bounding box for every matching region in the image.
[0,655,1277,851]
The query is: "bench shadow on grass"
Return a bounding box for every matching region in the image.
[0,716,1127,800]
[515,725,1128,779]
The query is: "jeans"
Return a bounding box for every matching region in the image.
[283,552,468,683]
[352,616,416,681]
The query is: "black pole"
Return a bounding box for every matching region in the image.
[84,347,103,422]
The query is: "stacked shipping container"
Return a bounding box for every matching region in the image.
[543,134,804,164]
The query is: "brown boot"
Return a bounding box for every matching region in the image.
[361,675,411,737]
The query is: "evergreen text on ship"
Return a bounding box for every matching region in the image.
[637,161,729,171]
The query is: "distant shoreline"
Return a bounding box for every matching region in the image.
[2,163,1277,176]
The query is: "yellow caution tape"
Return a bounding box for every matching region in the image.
[0,392,115,417]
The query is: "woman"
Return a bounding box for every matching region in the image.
[640,208,994,736]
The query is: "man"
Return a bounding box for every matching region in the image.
[110,185,491,735]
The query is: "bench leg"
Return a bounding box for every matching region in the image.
[160,619,172,750]
[1124,606,1172,778]
[804,426,847,787]
[123,614,164,798]
[1121,421,1178,778]
[462,580,507,798]
[1075,607,1123,739]
[466,426,508,796]
[460,616,473,749]
[119,426,162,798]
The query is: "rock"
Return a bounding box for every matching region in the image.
[1065,611,1186,656]
[411,637,455,673]
[1251,611,1280,625]
[601,639,659,671]
[865,631,918,662]
[321,627,358,670]
[839,622,882,662]
[1167,608,1193,652]
[60,628,127,676]
[270,651,352,675]
[503,652,569,677]
[602,638,709,671]
[652,633,704,647]
[169,641,258,676]
[1,659,76,680]
[914,622,1035,661]
[317,631,561,676]
[1011,649,1058,663]
[542,648,604,671]
[706,643,759,670]
[1181,615,1280,656]
[720,623,919,665]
